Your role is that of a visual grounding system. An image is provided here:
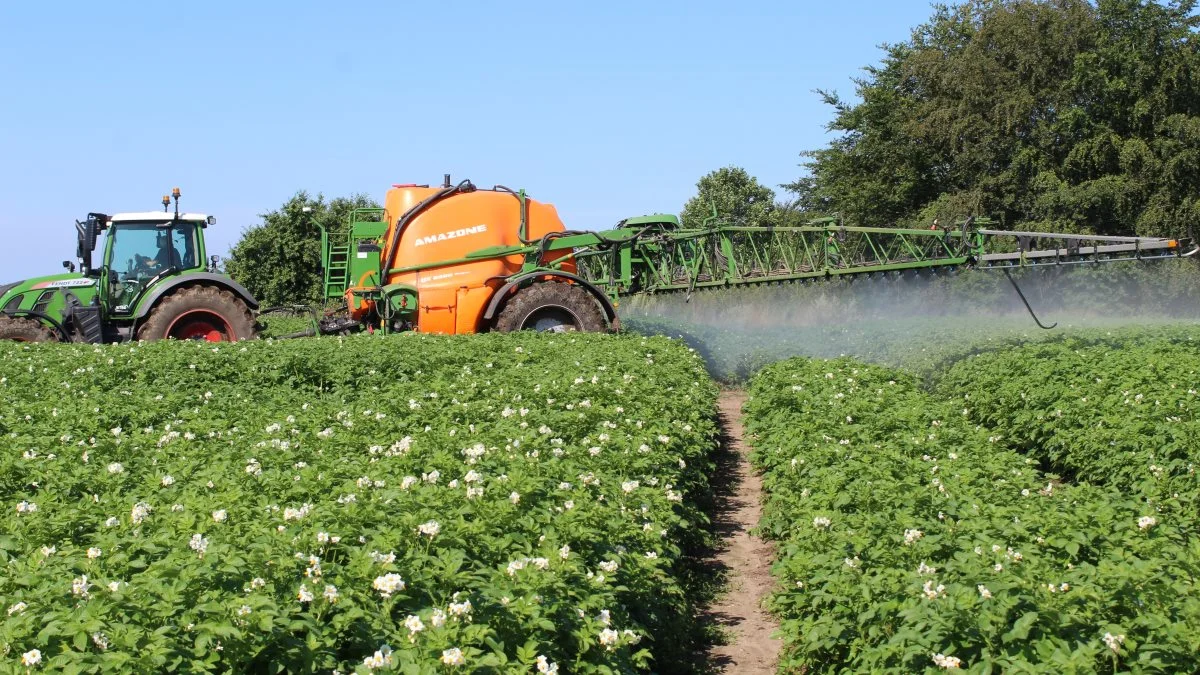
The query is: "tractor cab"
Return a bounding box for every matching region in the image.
[100,213,209,313]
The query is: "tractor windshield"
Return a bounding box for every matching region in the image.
[110,224,169,280]
[107,222,199,308]
[108,222,198,280]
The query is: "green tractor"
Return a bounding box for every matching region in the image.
[0,189,259,343]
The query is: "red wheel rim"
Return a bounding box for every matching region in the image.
[165,310,235,342]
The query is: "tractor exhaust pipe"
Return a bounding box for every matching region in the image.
[443,173,451,188]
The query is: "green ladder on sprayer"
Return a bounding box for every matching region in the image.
[323,245,350,301]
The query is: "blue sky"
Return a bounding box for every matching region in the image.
[0,1,939,281]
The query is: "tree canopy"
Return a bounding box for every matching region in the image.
[680,166,780,227]
[224,191,378,307]
[789,0,1200,237]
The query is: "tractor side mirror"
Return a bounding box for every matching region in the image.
[76,214,104,275]
[63,260,76,273]
[76,220,96,257]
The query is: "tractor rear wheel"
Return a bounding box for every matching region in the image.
[0,316,57,342]
[137,286,256,342]
[493,281,609,333]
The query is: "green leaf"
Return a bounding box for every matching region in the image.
[1003,612,1039,644]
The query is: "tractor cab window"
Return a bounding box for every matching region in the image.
[172,224,198,269]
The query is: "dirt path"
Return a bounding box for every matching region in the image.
[702,389,782,673]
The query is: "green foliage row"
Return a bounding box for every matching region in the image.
[0,333,718,673]
[936,330,1200,494]
[744,349,1200,673]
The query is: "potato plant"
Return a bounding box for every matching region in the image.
[0,333,718,674]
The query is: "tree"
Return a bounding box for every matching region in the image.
[224,191,379,307]
[680,166,779,227]
[789,0,1200,237]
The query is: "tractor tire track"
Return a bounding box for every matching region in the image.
[701,389,782,673]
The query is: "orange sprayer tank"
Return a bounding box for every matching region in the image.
[348,185,574,334]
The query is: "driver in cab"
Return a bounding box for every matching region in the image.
[132,233,174,277]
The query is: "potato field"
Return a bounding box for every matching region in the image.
[0,335,718,673]
[746,327,1200,673]
[1,325,1197,674]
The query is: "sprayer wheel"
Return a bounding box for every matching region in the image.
[0,316,58,342]
[137,286,257,342]
[494,281,609,333]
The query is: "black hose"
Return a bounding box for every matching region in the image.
[493,185,532,244]
[383,180,475,273]
[258,305,316,317]
[495,183,666,249]
[1003,268,1057,329]
[535,226,663,272]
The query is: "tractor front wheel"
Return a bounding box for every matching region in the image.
[137,286,256,342]
[0,316,57,342]
[493,282,609,333]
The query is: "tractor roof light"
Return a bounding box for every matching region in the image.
[168,187,182,220]
[162,195,170,211]
[206,216,216,226]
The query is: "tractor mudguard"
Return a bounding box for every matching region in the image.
[483,271,619,329]
[132,274,260,320]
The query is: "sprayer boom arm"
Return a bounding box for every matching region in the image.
[548,219,1195,299]
[973,229,1189,267]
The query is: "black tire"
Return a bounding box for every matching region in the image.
[137,286,257,342]
[493,281,609,333]
[0,316,57,342]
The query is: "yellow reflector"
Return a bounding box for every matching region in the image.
[1168,239,1178,248]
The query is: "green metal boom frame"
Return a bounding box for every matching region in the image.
[546,216,1191,300]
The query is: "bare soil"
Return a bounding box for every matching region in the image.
[700,389,782,673]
